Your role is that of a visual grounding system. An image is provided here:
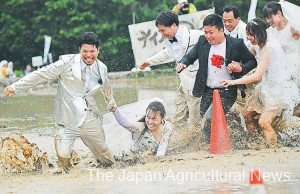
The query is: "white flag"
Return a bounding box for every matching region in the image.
[43,35,51,64]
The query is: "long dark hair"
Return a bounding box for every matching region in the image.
[138,101,166,122]
[246,18,268,46]
[262,1,284,18]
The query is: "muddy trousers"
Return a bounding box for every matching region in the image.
[54,111,115,168]
[200,86,237,142]
[172,87,201,130]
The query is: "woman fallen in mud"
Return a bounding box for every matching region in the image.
[111,101,173,157]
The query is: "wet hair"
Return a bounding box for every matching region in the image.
[262,1,283,18]
[223,5,241,19]
[155,10,179,27]
[246,18,268,45]
[203,14,224,30]
[78,32,100,48]
[138,101,166,122]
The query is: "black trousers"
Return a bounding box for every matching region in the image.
[200,86,237,117]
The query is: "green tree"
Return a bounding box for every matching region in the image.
[0,0,299,72]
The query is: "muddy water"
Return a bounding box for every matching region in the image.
[0,76,178,133]
[0,76,299,194]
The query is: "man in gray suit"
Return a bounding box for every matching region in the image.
[140,10,203,131]
[176,14,257,142]
[4,32,116,172]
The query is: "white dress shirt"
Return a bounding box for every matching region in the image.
[81,60,102,93]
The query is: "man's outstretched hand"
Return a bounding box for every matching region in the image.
[139,60,150,70]
[4,86,15,97]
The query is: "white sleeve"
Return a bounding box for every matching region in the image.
[113,108,145,133]
[156,121,174,157]
[11,60,65,93]
[147,48,174,66]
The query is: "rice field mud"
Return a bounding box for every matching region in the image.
[0,75,299,194]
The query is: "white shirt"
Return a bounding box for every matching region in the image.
[224,20,250,47]
[81,60,101,92]
[207,39,232,88]
[170,26,185,62]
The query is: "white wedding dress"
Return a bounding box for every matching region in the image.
[249,31,299,117]
[274,0,300,87]
[269,22,300,87]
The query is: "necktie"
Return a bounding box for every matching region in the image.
[169,37,178,43]
[84,66,91,92]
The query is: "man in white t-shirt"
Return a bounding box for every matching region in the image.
[176,14,257,142]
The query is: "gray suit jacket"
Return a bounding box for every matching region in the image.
[147,25,203,95]
[179,35,257,97]
[11,54,116,127]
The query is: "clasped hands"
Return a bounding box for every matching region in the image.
[175,60,242,86]
[222,60,242,87]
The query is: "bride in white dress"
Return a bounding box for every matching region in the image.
[221,18,299,146]
[262,1,300,88]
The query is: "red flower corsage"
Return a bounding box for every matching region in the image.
[211,54,226,69]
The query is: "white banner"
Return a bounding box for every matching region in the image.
[32,56,43,67]
[43,35,52,64]
[128,8,215,67]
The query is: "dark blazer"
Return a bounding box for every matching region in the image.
[179,34,257,97]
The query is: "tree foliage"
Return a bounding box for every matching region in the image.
[0,0,299,71]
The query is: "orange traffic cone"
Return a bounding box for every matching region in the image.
[210,89,231,154]
[248,168,267,194]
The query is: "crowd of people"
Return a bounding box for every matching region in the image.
[2,1,300,173]
[0,60,33,80]
[0,60,14,79]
